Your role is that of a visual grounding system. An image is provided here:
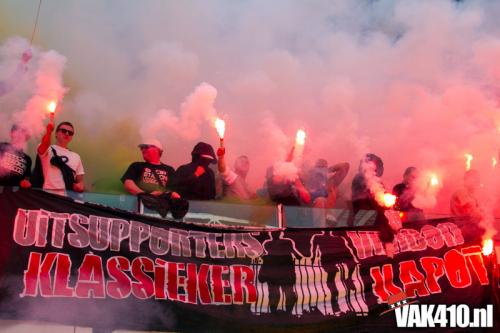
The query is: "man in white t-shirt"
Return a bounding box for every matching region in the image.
[37,120,85,195]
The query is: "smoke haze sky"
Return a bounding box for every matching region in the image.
[1,0,500,216]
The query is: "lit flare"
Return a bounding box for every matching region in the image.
[381,192,396,208]
[482,238,493,256]
[214,117,226,139]
[47,101,57,114]
[430,174,439,187]
[464,153,473,171]
[295,129,306,146]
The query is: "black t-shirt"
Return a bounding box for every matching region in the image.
[0,142,32,186]
[121,162,175,193]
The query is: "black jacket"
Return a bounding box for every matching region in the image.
[171,142,217,200]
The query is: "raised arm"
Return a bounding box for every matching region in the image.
[328,162,350,188]
[37,120,54,155]
[217,147,226,173]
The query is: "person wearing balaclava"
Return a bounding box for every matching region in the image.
[172,142,217,200]
[351,153,396,248]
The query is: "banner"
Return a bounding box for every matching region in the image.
[0,188,497,332]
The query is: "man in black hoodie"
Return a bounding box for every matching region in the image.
[351,153,395,245]
[172,142,217,200]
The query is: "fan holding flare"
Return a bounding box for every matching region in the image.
[264,128,311,207]
[34,119,85,196]
[171,142,217,201]
[351,153,399,256]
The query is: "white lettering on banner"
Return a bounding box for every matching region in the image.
[348,223,464,260]
[12,208,264,259]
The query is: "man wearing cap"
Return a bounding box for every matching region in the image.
[0,124,32,188]
[121,139,178,197]
[172,141,217,200]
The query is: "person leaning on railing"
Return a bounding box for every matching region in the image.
[121,139,178,197]
[121,139,187,219]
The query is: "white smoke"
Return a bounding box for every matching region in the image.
[272,161,299,184]
[140,82,218,142]
[412,170,443,209]
[359,158,392,208]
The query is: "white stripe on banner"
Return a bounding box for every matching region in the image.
[251,261,368,316]
[353,265,369,315]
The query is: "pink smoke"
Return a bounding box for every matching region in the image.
[12,49,67,137]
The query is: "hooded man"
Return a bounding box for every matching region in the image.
[351,153,395,246]
[351,153,384,205]
[172,142,217,200]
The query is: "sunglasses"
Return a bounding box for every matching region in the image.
[58,128,74,136]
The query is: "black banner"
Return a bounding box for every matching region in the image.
[0,188,497,332]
